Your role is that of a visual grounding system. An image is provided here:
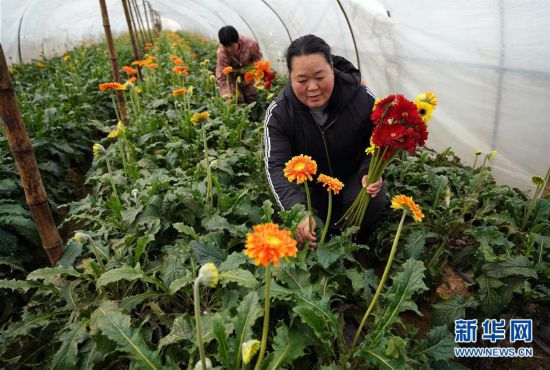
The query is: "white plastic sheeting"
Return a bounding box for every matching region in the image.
[1,0,549,191]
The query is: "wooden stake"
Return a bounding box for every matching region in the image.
[142,0,153,43]
[98,0,128,122]
[127,0,145,50]
[121,0,143,79]
[131,0,148,46]
[0,45,63,266]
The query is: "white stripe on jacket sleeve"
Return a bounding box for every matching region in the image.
[263,101,284,210]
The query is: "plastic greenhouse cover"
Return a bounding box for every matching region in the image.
[1,0,549,192]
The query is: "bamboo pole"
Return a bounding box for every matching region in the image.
[0,44,63,266]
[142,0,153,43]
[127,0,145,50]
[131,0,149,46]
[98,0,128,122]
[121,0,143,79]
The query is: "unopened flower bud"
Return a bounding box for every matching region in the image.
[487,150,497,160]
[193,357,212,370]
[197,263,219,287]
[242,339,260,365]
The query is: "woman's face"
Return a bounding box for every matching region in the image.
[290,53,334,109]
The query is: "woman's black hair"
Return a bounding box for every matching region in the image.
[285,34,332,71]
[218,26,239,46]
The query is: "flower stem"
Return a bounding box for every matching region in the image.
[104,154,121,205]
[110,94,121,123]
[351,211,406,350]
[299,182,312,261]
[320,191,332,244]
[193,280,207,370]
[254,265,271,370]
[202,125,213,209]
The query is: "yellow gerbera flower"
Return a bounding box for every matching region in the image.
[92,143,105,157]
[391,195,424,222]
[242,339,260,365]
[36,62,45,68]
[244,223,297,267]
[283,155,317,184]
[415,91,438,108]
[365,137,378,156]
[318,174,344,195]
[415,101,434,123]
[191,111,210,126]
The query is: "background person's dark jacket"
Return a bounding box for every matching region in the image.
[264,55,376,212]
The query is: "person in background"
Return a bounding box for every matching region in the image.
[215,25,263,103]
[264,34,386,249]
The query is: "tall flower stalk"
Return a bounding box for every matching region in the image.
[283,155,317,257]
[522,166,550,229]
[191,112,214,209]
[351,194,424,350]
[193,263,219,370]
[99,82,126,123]
[317,174,344,244]
[244,223,298,370]
[93,143,120,205]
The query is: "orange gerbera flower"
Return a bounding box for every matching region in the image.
[244,71,255,84]
[283,155,317,184]
[318,174,344,195]
[144,63,158,69]
[254,60,271,72]
[171,56,184,65]
[244,223,297,267]
[122,66,137,76]
[172,65,189,76]
[172,87,187,97]
[99,82,125,92]
[222,66,233,75]
[391,194,424,222]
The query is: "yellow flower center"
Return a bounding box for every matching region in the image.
[294,163,306,171]
[266,235,282,246]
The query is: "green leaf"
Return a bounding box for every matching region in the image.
[51,320,90,370]
[168,273,194,295]
[431,296,478,326]
[218,251,247,272]
[160,251,189,286]
[27,266,81,281]
[220,268,258,289]
[120,292,163,311]
[358,346,406,370]
[233,292,261,369]
[0,279,51,293]
[0,311,58,349]
[212,314,231,368]
[369,259,428,347]
[96,265,154,287]
[415,325,455,361]
[292,287,338,346]
[316,238,344,269]
[91,301,163,369]
[190,240,227,265]
[481,255,537,279]
[201,214,231,231]
[404,230,428,259]
[0,256,25,272]
[158,314,193,348]
[476,275,504,316]
[172,222,198,239]
[58,239,83,267]
[265,325,306,370]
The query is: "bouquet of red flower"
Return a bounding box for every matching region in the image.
[244,60,276,90]
[336,91,437,230]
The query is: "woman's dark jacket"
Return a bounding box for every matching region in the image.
[264,55,376,211]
